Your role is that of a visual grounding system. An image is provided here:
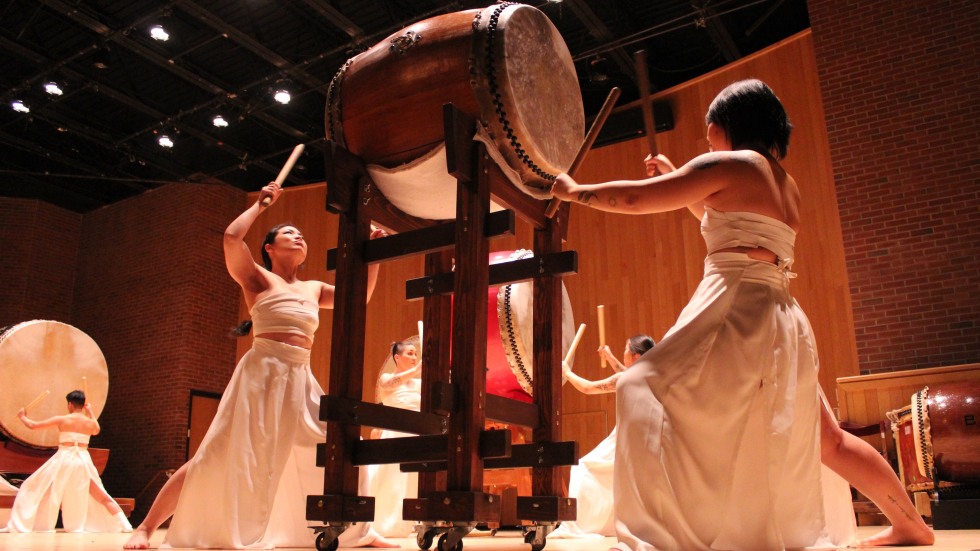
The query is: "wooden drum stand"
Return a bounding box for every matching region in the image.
[307,104,578,551]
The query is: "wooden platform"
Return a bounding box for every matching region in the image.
[0,526,975,550]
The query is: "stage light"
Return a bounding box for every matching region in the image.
[273,88,291,104]
[158,134,174,148]
[11,100,30,113]
[150,25,170,41]
[44,82,64,96]
[212,114,229,127]
[92,48,110,70]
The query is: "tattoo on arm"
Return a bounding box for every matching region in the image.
[595,379,618,392]
[577,191,597,205]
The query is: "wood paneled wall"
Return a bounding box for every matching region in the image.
[236,30,857,458]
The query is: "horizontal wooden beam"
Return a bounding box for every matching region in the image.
[406,250,578,300]
[319,395,446,435]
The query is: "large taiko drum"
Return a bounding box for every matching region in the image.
[0,320,109,449]
[487,250,575,402]
[887,381,980,490]
[326,4,584,220]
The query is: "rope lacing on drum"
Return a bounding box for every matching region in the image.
[914,387,934,479]
[501,283,533,392]
[478,4,556,183]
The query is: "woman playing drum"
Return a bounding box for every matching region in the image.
[2,390,132,533]
[551,79,932,549]
[124,181,396,549]
[550,336,655,539]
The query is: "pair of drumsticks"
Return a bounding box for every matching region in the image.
[564,304,611,369]
[22,377,89,412]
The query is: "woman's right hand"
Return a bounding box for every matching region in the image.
[258,181,282,206]
[645,154,676,177]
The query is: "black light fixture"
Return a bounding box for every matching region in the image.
[92,46,110,70]
[588,56,609,85]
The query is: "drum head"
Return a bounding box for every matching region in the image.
[494,250,576,396]
[471,4,584,190]
[0,320,109,449]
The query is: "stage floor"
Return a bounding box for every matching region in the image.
[0,526,976,551]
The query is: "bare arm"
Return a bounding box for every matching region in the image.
[317,226,386,309]
[83,403,101,435]
[18,409,63,430]
[552,151,764,216]
[598,345,628,373]
[377,366,420,391]
[562,362,621,395]
[224,182,281,294]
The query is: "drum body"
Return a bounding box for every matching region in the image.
[327,5,583,219]
[0,320,109,449]
[915,382,980,482]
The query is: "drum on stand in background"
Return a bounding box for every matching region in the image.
[326,3,583,221]
[0,320,109,450]
[887,380,980,524]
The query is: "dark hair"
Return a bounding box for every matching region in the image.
[66,390,85,408]
[260,223,293,270]
[230,320,252,337]
[390,341,408,357]
[627,334,656,356]
[705,79,792,160]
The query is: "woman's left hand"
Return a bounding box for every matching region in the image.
[369,225,388,240]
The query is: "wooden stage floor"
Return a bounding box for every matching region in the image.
[0,526,976,551]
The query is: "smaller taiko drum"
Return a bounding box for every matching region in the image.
[0,320,109,449]
[910,382,980,482]
[487,250,575,402]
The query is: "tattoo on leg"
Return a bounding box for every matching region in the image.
[577,191,597,205]
[887,494,915,521]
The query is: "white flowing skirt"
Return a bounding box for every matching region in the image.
[4,445,121,533]
[613,253,854,551]
[164,338,380,549]
[549,427,616,539]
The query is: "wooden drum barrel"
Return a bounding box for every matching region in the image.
[913,382,980,482]
[326,4,584,219]
[0,320,109,449]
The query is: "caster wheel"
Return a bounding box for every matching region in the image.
[315,532,339,551]
[437,532,463,551]
[530,540,546,551]
[523,530,535,544]
[417,530,434,550]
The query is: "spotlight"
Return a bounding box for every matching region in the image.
[150,25,170,41]
[273,88,291,104]
[158,134,174,148]
[11,100,30,113]
[212,114,229,127]
[92,48,110,70]
[588,57,609,84]
[44,82,64,96]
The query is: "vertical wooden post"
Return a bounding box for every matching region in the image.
[419,250,453,495]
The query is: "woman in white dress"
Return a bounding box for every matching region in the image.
[550,336,655,539]
[368,341,422,537]
[551,79,933,549]
[2,390,132,533]
[123,181,396,550]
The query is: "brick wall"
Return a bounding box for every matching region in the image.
[808,0,980,373]
[0,199,80,327]
[70,183,245,519]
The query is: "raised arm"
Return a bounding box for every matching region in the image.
[562,361,621,395]
[551,151,765,217]
[224,182,281,294]
[17,409,64,430]
[377,365,421,392]
[83,402,101,435]
[598,345,628,373]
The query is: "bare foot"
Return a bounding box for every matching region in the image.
[122,527,151,549]
[364,534,400,548]
[853,524,935,547]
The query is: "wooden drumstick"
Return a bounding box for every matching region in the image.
[545,87,622,219]
[260,144,305,207]
[597,305,607,368]
[417,320,424,355]
[563,323,588,365]
[25,390,50,411]
[634,50,660,159]
[82,376,87,397]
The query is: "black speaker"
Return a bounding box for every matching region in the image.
[593,100,674,149]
